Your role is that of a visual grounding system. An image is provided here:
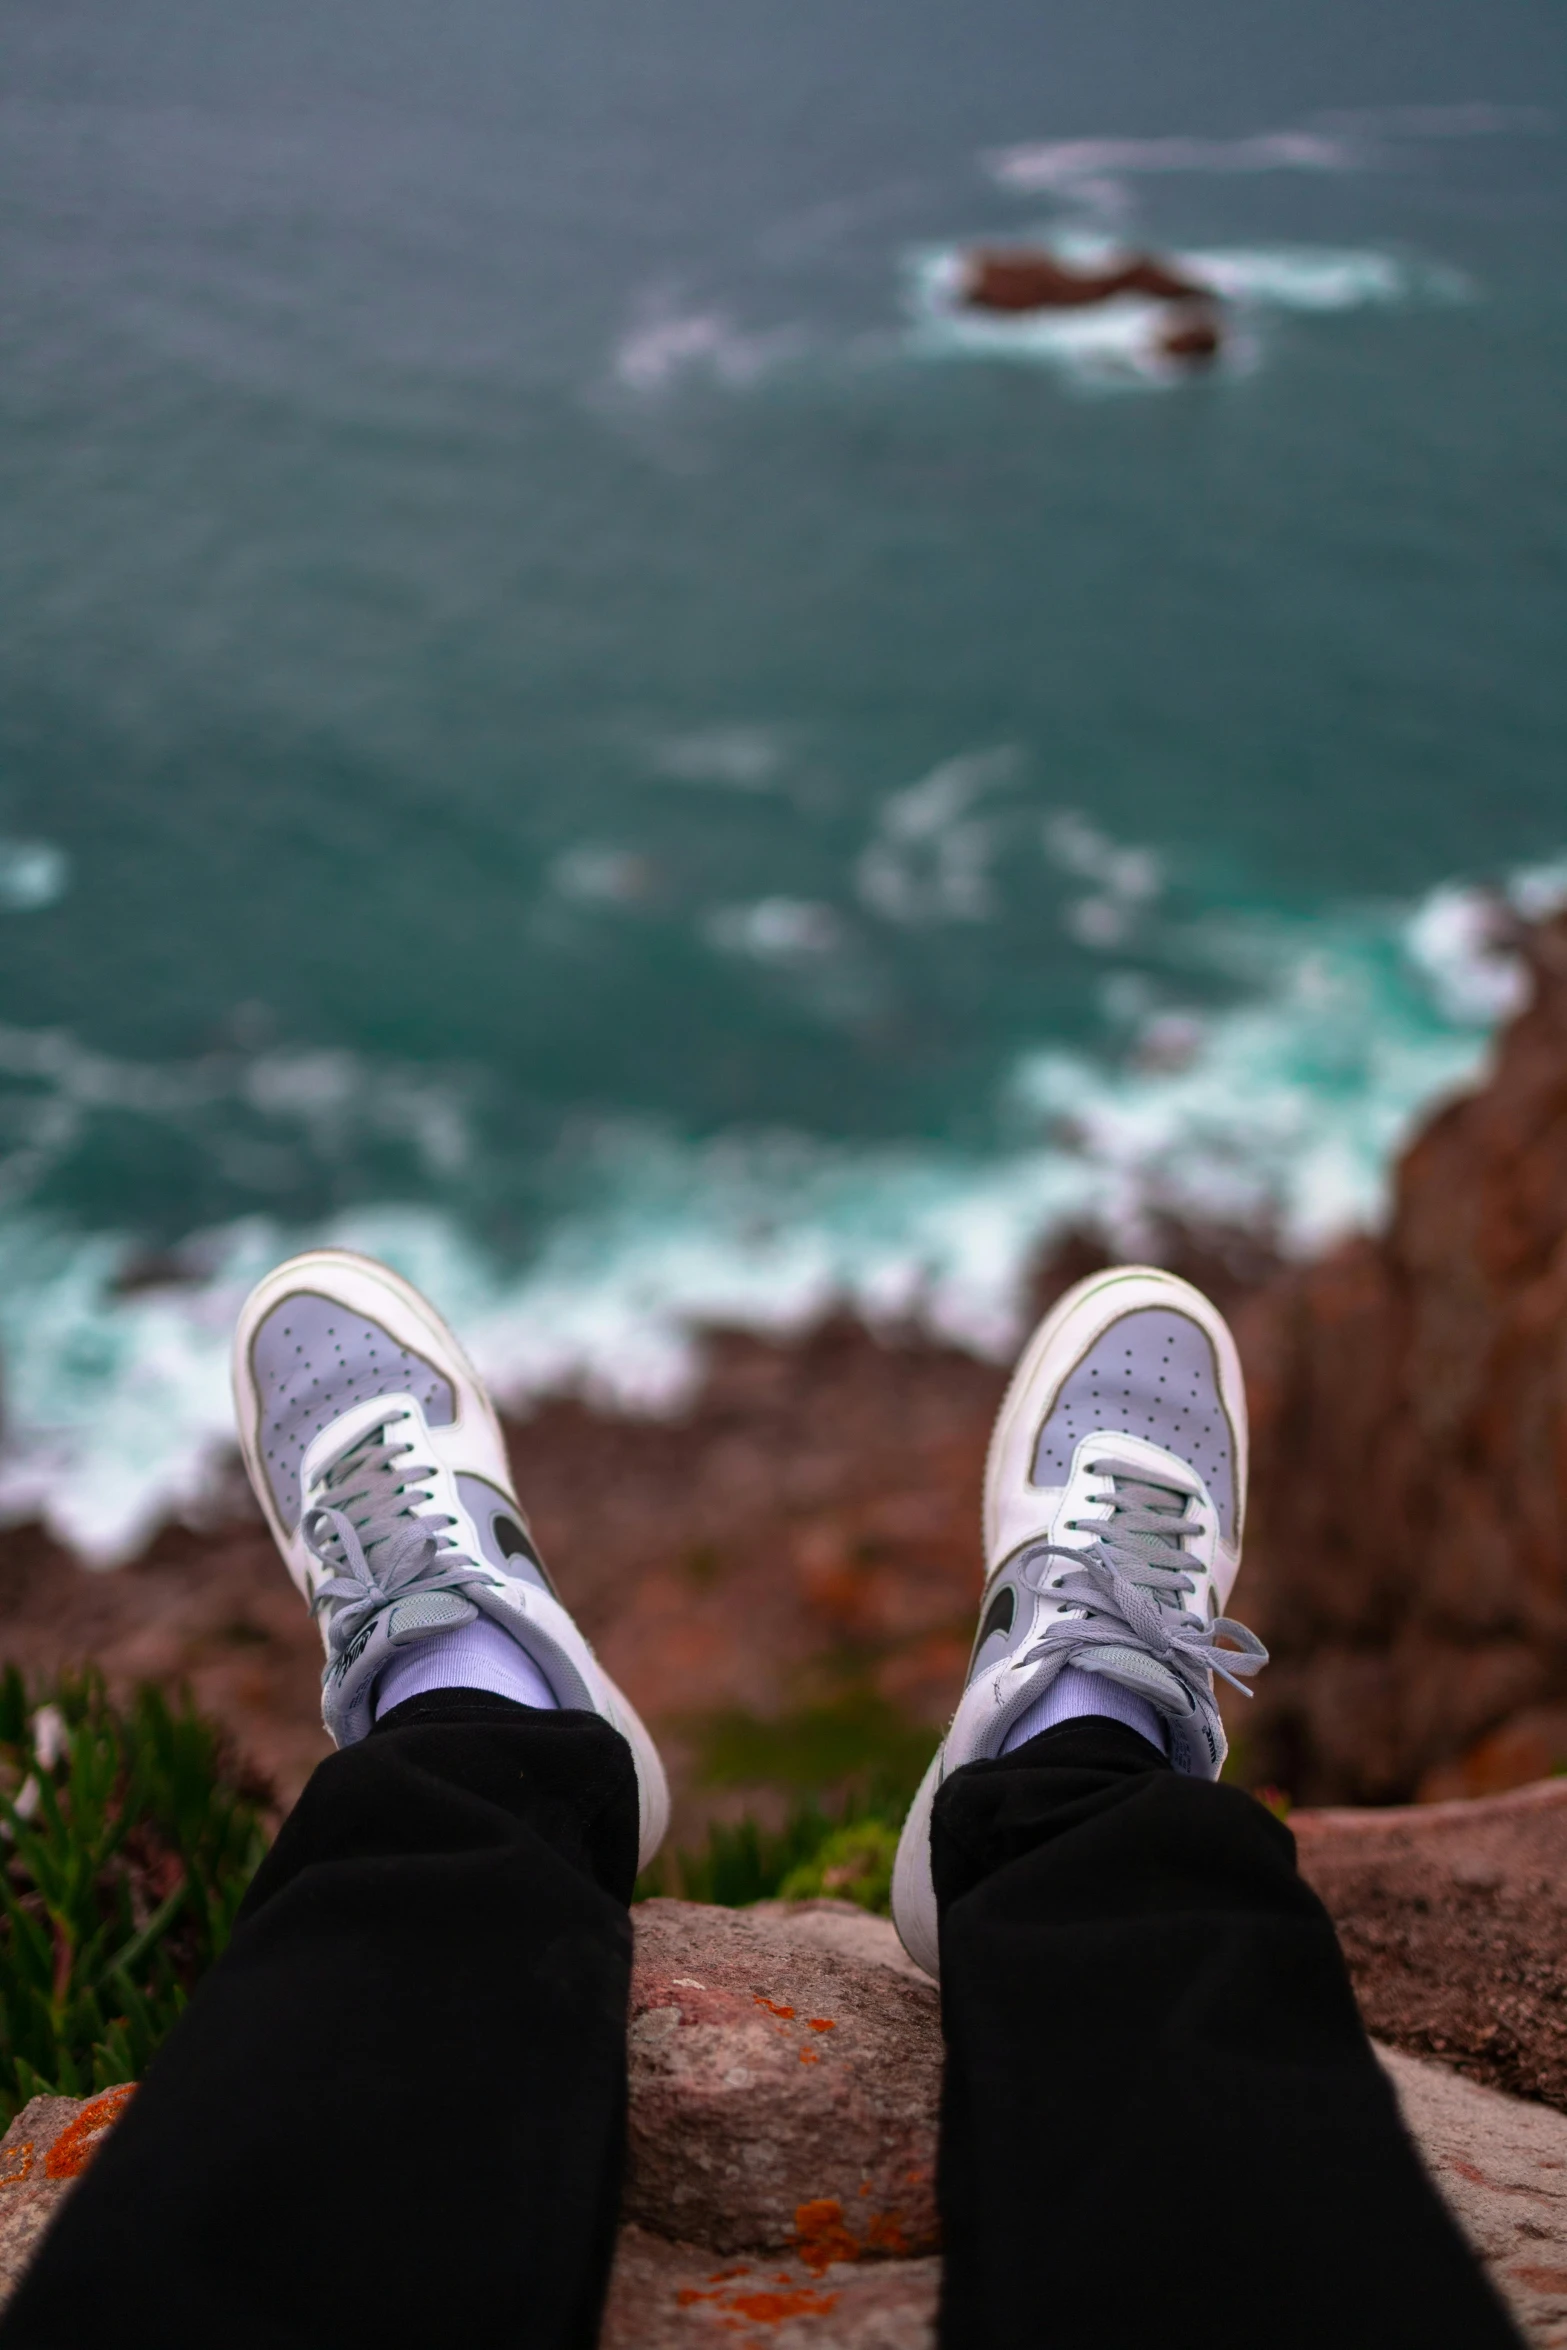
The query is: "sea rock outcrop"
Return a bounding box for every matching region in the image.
[8,1887,1567,2345]
[957,247,1227,369]
[1240,914,1567,1804]
[960,247,1213,311]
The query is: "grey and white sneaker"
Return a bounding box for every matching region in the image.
[231,1247,669,1871]
[891,1264,1266,1976]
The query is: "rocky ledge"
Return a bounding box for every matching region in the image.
[7,1869,1567,2348]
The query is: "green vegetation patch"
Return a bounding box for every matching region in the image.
[693,1689,937,1804]
[778,1818,899,1914]
[644,1686,934,1915]
[638,1790,906,1914]
[0,1668,271,2127]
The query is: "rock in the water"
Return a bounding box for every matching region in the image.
[960,246,1213,312]
[1157,304,1224,364]
[8,1902,1567,2345]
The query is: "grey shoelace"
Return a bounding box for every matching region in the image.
[1015,1450,1267,1709]
[301,1416,492,1667]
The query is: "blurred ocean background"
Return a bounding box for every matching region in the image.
[2,0,1565,1557]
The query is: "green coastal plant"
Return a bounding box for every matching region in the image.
[637,1791,908,1914]
[777,1818,899,1914]
[693,1689,937,1802]
[0,1668,272,2127]
[638,1681,935,1914]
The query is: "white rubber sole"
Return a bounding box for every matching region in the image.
[231,1246,671,1869]
[890,1746,946,1977]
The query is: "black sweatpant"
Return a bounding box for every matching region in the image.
[0,1700,1521,2350]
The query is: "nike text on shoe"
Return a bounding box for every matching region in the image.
[891,1265,1267,1977]
[231,1247,669,1870]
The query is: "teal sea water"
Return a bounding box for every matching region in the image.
[2,0,1565,1554]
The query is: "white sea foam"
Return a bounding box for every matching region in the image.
[985,105,1547,216]
[0,842,70,914]
[613,295,803,394]
[0,1022,476,1221]
[988,130,1360,200]
[4,858,1565,1565]
[704,898,843,963]
[855,748,1020,925]
[1044,811,1163,949]
[649,725,790,791]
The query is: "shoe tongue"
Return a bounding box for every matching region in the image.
[1107,1469,1184,1517]
[1085,1643,1193,1716]
[386,1590,477,1643]
[1103,1472,1190,1586]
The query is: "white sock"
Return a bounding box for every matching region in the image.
[1000,1664,1167,1757]
[373,1615,559,1720]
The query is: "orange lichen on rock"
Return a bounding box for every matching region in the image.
[0,2140,35,2190]
[793,2197,861,2274]
[44,2085,135,2180]
[677,2276,840,2326]
[864,2210,910,2255]
[805,2018,836,2032]
[754,1997,795,2019]
[726,2286,839,2322]
[790,2191,918,2273]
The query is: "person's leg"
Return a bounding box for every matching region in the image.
[891,1266,1521,2349]
[932,1715,1521,2349]
[3,1247,672,2349]
[0,1693,638,2350]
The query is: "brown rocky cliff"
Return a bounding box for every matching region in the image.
[1241,914,1567,1803]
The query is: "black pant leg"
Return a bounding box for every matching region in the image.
[932,1717,1522,2350]
[0,1694,639,2350]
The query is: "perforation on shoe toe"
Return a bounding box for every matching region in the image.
[250,1292,455,1530]
[1029,1307,1236,1540]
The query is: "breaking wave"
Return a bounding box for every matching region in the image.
[1,859,1561,1564]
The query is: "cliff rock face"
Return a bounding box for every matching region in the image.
[1241,917,1567,1804]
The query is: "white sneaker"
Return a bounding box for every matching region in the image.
[231,1247,669,1871]
[891,1264,1266,1976]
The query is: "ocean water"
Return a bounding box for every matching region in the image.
[2,0,1565,1558]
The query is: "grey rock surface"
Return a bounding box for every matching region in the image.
[600,2225,941,2350]
[0,2087,137,2307]
[1379,2044,1567,2349]
[6,1903,1567,2347]
[625,1898,941,2260]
